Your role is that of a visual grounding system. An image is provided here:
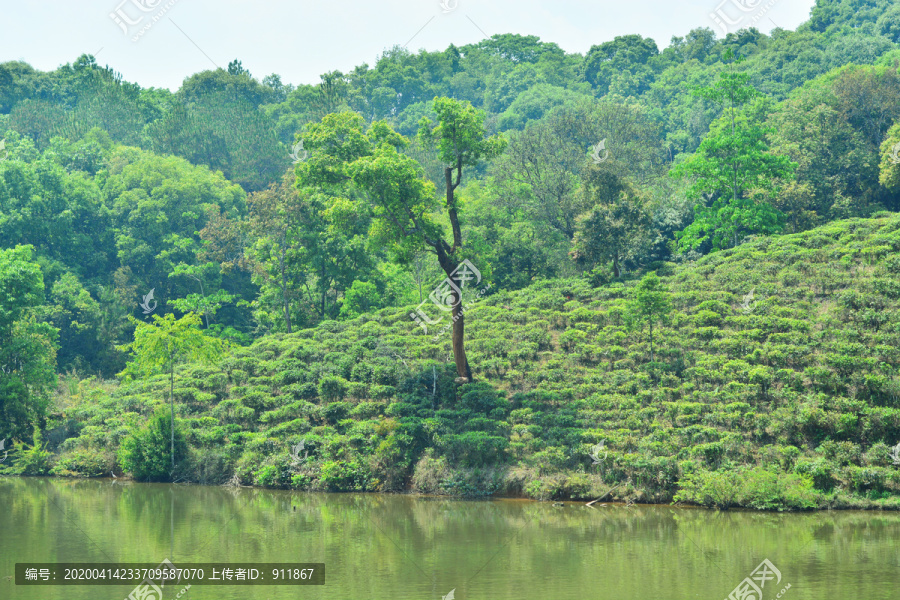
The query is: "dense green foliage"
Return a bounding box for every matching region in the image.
[0,246,56,441]
[118,407,188,482]
[17,214,900,511]
[2,0,900,510]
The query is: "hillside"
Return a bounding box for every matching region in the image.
[3,0,900,388]
[31,213,900,510]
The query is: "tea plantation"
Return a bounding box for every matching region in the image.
[34,214,900,510]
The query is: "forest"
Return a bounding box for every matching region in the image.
[2,0,900,509]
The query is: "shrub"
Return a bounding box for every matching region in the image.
[441,431,508,467]
[118,408,188,482]
[411,454,450,494]
[370,384,396,400]
[185,447,232,485]
[319,459,372,491]
[347,382,368,400]
[51,446,116,477]
[694,310,724,327]
[323,402,351,425]
[674,469,743,509]
[10,427,53,475]
[286,382,318,400]
[318,376,349,402]
[675,467,820,510]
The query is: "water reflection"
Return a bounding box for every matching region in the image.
[1,477,897,599]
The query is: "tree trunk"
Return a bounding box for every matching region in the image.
[280,247,292,334]
[320,263,326,318]
[169,366,175,471]
[436,162,472,382]
[436,248,473,382]
[282,292,292,334]
[649,319,654,363]
[451,300,472,381]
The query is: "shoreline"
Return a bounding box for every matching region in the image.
[6,473,900,512]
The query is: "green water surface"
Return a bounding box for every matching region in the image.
[1,477,897,599]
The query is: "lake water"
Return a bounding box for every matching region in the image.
[1,477,897,599]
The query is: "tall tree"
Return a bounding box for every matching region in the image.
[767,82,880,223]
[0,245,57,442]
[118,312,224,471]
[416,97,506,381]
[880,121,900,194]
[832,65,900,147]
[244,172,308,333]
[571,165,649,278]
[672,51,795,251]
[581,34,659,96]
[297,100,504,382]
[627,272,672,363]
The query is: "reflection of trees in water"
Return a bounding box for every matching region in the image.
[6,478,900,598]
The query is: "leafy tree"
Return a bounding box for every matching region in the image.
[571,165,650,278]
[474,34,565,64]
[0,139,111,281]
[244,175,305,333]
[666,28,718,64]
[415,97,506,380]
[490,115,588,241]
[0,246,57,442]
[581,35,659,96]
[880,121,900,193]
[497,84,586,131]
[767,79,880,223]
[168,262,238,329]
[339,280,382,319]
[809,0,897,34]
[831,65,900,147]
[179,66,274,108]
[876,4,900,42]
[491,97,666,255]
[627,272,672,363]
[118,312,224,470]
[45,272,103,372]
[672,52,795,251]
[311,71,351,120]
[101,147,246,315]
[463,180,565,290]
[297,100,504,381]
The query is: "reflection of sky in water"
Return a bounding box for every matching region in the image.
[1,478,897,599]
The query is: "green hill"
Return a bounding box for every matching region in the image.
[33,213,900,510]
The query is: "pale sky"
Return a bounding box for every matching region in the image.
[1,0,817,90]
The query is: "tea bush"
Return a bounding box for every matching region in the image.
[38,214,900,508]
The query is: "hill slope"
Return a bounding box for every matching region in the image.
[36,213,900,510]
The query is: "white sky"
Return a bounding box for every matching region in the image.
[0,0,817,90]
